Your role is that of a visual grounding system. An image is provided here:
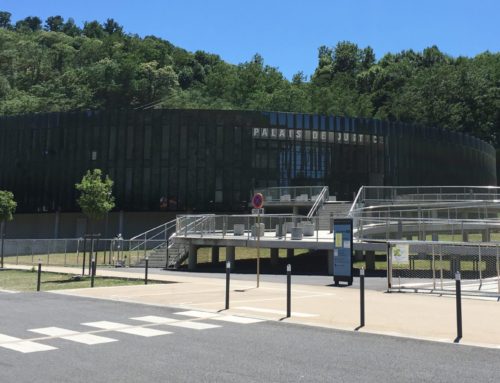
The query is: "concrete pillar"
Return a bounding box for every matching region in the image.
[54,210,60,239]
[287,248,294,258]
[397,220,402,240]
[226,246,235,270]
[328,250,333,275]
[462,231,469,242]
[211,246,219,264]
[270,248,279,266]
[365,251,376,271]
[482,229,490,242]
[188,243,198,271]
[292,206,299,216]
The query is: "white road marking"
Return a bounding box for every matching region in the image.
[29,327,78,337]
[235,306,318,317]
[131,316,178,324]
[173,310,217,319]
[116,327,171,337]
[82,321,171,337]
[82,321,130,330]
[165,322,221,330]
[62,334,117,345]
[0,334,23,343]
[210,315,265,324]
[0,334,56,353]
[29,327,117,345]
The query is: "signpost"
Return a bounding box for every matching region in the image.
[332,218,353,286]
[252,193,264,288]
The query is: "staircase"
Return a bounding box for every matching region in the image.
[316,201,353,230]
[130,219,191,269]
[134,239,189,269]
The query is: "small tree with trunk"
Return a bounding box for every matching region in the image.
[0,190,17,268]
[75,169,115,274]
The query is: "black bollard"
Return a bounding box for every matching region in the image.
[225,261,231,309]
[91,257,95,288]
[36,259,42,292]
[286,264,291,318]
[455,271,462,342]
[360,268,365,328]
[145,256,149,285]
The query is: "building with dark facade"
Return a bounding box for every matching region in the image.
[0,109,496,237]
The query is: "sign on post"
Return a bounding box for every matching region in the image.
[252,193,264,209]
[333,218,353,286]
[252,193,264,288]
[392,244,409,266]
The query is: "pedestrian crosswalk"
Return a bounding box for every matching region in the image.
[0,311,265,354]
[29,327,117,345]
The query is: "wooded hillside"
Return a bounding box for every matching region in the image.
[0,11,498,147]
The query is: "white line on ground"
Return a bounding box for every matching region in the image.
[234,306,318,318]
[29,327,117,345]
[131,316,178,324]
[82,321,171,337]
[116,327,171,337]
[173,310,218,319]
[0,334,56,353]
[210,315,265,324]
[164,321,221,330]
[199,293,332,307]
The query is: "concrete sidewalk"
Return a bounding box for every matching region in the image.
[5,264,500,349]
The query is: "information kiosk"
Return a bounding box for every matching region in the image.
[332,218,353,286]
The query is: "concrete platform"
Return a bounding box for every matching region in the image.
[6,264,500,349]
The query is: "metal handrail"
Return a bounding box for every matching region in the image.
[306,186,329,219]
[348,186,365,217]
[253,185,327,204]
[129,219,177,252]
[130,220,175,241]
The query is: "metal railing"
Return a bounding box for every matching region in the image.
[349,186,500,242]
[175,214,331,246]
[387,240,500,297]
[130,219,176,252]
[1,238,166,269]
[350,186,500,209]
[253,186,328,204]
[307,186,329,219]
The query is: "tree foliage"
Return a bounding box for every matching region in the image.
[75,169,115,221]
[0,11,498,148]
[0,190,16,222]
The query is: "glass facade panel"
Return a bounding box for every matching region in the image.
[0,109,495,213]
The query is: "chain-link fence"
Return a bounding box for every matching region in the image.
[388,241,500,297]
[1,238,165,270]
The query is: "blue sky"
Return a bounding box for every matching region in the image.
[3,0,499,79]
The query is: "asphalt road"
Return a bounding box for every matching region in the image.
[122,267,391,290]
[0,292,499,383]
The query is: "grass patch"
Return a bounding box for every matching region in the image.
[196,247,309,264]
[0,269,149,292]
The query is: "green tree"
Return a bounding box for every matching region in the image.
[102,18,123,36]
[83,20,104,38]
[45,16,64,32]
[0,190,17,268]
[62,18,81,36]
[75,169,115,223]
[0,11,11,29]
[75,169,115,274]
[15,16,42,32]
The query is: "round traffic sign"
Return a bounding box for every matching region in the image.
[252,193,264,209]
